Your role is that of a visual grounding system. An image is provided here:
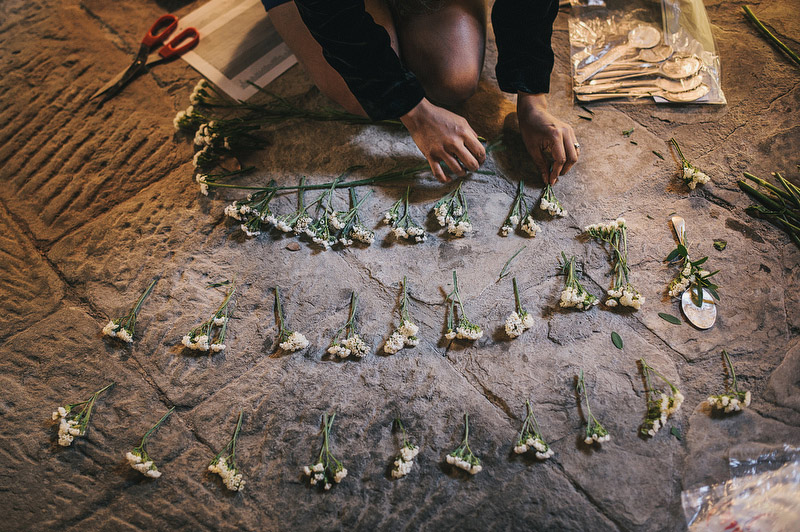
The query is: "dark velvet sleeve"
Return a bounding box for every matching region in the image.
[492,0,560,95]
[293,0,425,121]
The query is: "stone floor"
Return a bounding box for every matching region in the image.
[1,1,799,531]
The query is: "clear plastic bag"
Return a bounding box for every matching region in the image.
[568,0,726,104]
[681,445,800,531]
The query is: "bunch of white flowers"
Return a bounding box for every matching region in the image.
[539,184,566,217]
[446,413,483,475]
[274,287,309,352]
[500,181,528,236]
[302,413,348,490]
[558,253,599,311]
[520,215,541,237]
[328,292,370,359]
[513,400,554,459]
[391,419,420,479]
[325,188,375,247]
[173,104,204,131]
[640,359,684,437]
[432,181,473,237]
[444,270,483,341]
[577,370,611,445]
[664,228,721,305]
[189,79,217,106]
[209,411,246,491]
[182,282,235,353]
[126,407,174,479]
[585,218,645,310]
[707,350,752,414]
[670,138,711,190]
[504,278,535,338]
[223,180,278,237]
[102,278,158,344]
[384,277,421,354]
[52,383,114,447]
[384,186,427,243]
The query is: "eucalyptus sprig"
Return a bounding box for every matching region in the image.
[444,270,483,341]
[102,278,158,343]
[52,383,115,447]
[302,413,348,490]
[327,292,369,358]
[125,407,175,478]
[512,400,554,459]
[384,186,427,243]
[446,413,483,474]
[639,359,684,437]
[209,411,246,491]
[182,282,235,353]
[707,350,752,413]
[576,370,611,445]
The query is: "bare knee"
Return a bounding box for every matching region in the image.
[423,66,481,106]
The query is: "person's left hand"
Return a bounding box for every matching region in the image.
[517,92,579,185]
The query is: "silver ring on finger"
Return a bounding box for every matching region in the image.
[574,142,581,149]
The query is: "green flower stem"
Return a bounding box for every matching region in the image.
[72,382,115,426]
[140,407,175,449]
[512,277,523,315]
[120,278,158,330]
[451,270,466,317]
[526,400,543,437]
[498,245,526,280]
[641,359,678,393]
[743,172,797,205]
[669,138,688,164]
[274,287,285,334]
[394,418,410,447]
[577,370,599,427]
[742,6,800,68]
[401,276,411,322]
[740,181,800,226]
[722,350,740,393]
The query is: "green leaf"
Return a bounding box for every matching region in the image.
[622,128,634,137]
[611,332,623,350]
[670,427,682,440]
[706,286,720,301]
[692,256,709,267]
[653,150,665,160]
[658,312,682,325]
[713,240,727,251]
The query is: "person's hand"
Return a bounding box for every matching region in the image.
[400,98,485,182]
[517,92,579,185]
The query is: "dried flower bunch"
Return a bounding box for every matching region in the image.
[444,270,483,341]
[384,186,427,243]
[102,278,158,343]
[538,184,566,217]
[391,419,420,479]
[126,407,175,479]
[432,180,473,237]
[504,277,534,339]
[576,370,611,445]
[208,411,246,491]
[302,413,348,490]
[52,383,114,447]
[327,292,370,359]
[274,286,309,352]
[384,276,420,354]
[446,413,483,475]
[707,350,752,413]
[558,252,599,310]
[669,138,710,190]
[585,218,644,310]
[182,282,235,353]
[512,400,554,459]
[639,359,684,437]
[223,179,279,237]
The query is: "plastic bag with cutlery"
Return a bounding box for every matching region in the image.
[568,0,726,104]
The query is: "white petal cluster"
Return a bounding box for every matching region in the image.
[683,163,711,189]
[559,287,599,310]
[224,202,251,221]
[384,321,419,354]
[126,450,162,478]
[434,204,449,227]
[302,462,346,490]
[514,436,554,459]
[208,458,245,491]
[539,197,566,217]
[328,334,369,358]
[173,105,199,131]
[501,215,520,237]
[446,453,482,475]
[504,311,534,339]
[585,217,626,239]
[392,444,420,479]
[455,321,483,341]
[102,320,119,338]
[56,412,82,446]
[196,173,209,196]
[333,467,348,483]
[102,320,134,342]
[447,220,472,237]
[280,331,309,352]
[189,80,211,105]
[606,284,645,310]
[182,334,211,351]
[583,430,611,445]
[407,226,427,242]
[521,215,540,237]
[350,223,375,244]
[707,391,751,413]
[644,391,684,436]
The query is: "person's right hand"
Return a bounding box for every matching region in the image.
[400,98,485,182]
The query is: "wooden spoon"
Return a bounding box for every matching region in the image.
[575,83,709,102]
[575,74,703,95]
[574,26,662,83]
[586,56,703,82]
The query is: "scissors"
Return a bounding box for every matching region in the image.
[91,14,199,102]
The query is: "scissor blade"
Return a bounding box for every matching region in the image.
[89,44,150,101]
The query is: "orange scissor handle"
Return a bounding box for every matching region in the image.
[158,27,200,59]
[142,14,178,48]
